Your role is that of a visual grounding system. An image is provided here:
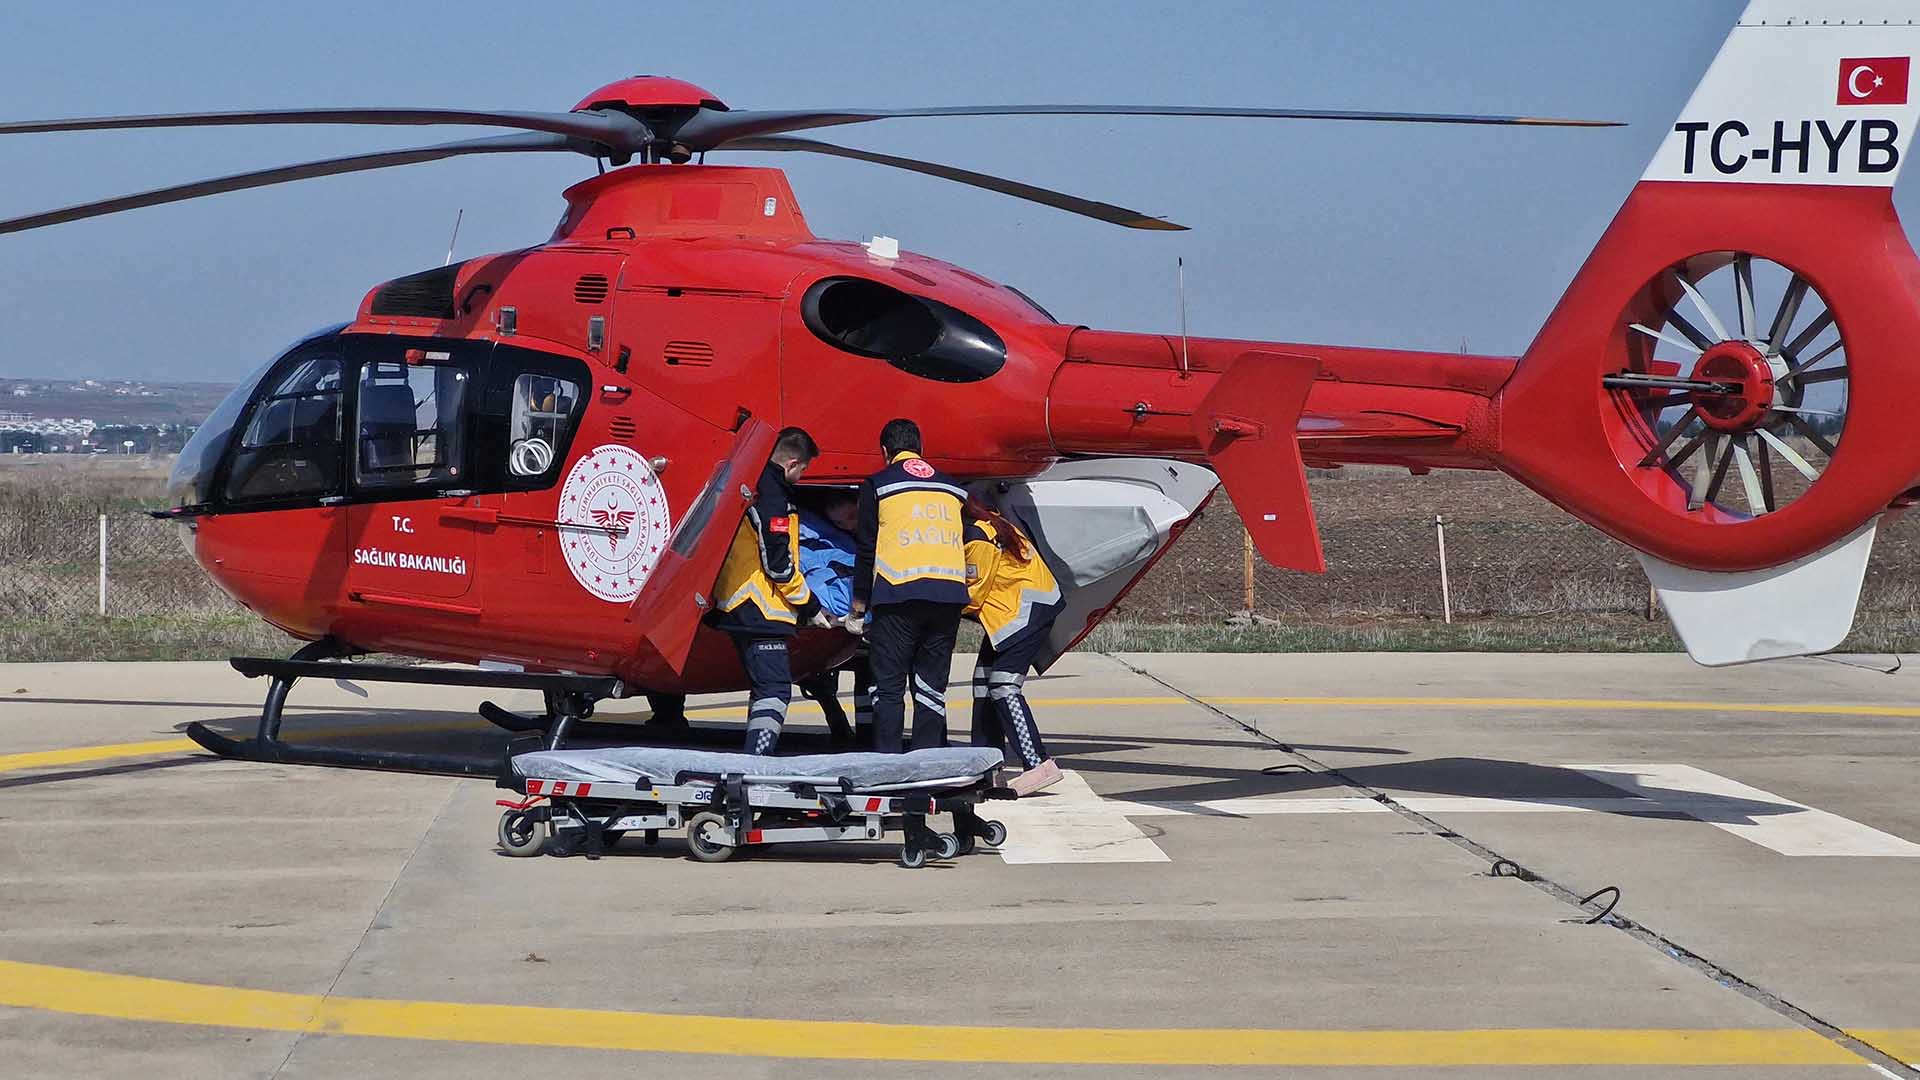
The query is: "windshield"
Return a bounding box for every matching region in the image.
[166,357,274,509]
[169,326,347,508]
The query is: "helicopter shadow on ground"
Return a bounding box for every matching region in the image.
[178,708,517,767]
[170,705,1804,828]
[178,708,925,760]
[1064,752,1803,827]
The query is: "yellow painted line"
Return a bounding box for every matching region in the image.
[0,959,1887,1067]
[700,694,1920,719]
[1201,696,1920,718]
[1860,1030,1920,1061]
[677,696,1193,719]
[0,719,482,775]
[0,737,196,773]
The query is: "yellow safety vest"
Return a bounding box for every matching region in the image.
[714,464,813,629]
[964,517,1062,646]
[866,451,969,606]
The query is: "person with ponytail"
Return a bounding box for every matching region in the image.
[962,496,1065,795]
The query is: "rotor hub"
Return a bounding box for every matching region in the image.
[571,76,727,114]
[1690,340,1775,431]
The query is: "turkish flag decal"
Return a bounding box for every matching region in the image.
[1838,57,1910,105]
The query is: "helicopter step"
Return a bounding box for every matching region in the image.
[183,639,626,777]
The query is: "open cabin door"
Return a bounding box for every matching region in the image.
[972,458,1218,672]
[625,419,777,673]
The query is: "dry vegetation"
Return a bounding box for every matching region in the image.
[1,457,1915,662]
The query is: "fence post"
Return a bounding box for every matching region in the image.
[1435,514,1452,624]
[1242,527,1255,612]
[97,512,108,617]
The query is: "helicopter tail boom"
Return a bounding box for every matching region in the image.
[1046,329,1508,572]
[1486,0,1920,661]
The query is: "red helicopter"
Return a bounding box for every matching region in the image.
[2,3,1914,774]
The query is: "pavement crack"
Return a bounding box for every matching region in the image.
[1102,651,1920,1079]
[266,779,459,1079]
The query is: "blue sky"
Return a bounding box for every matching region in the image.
[0,0,1884,382]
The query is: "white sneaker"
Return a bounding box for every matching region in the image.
[1010,759,1063,796]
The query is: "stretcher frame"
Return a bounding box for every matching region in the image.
[497,737,1012,868]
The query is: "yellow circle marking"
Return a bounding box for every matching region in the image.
[0,958,1902,1066]
[8,695,1920,776]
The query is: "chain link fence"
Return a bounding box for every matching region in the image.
[0,485,241,620]
[1117,468,1920,626]
[4,462,1918,658]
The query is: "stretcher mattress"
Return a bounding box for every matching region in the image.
[513,745,1005,792]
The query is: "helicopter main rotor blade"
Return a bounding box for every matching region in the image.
[0,107,650,152]
[0,132,578,236]
[679,103,1623,149]
[720,134,1185,230]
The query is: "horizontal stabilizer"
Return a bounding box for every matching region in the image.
[1640,518,1878,666]
[1192,351,1325,573]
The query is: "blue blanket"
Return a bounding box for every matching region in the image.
[798,511,856,618]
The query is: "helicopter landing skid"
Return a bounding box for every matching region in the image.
[183,640,625,777]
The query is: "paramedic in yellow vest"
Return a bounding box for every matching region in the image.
[710,427,826,755]
[850,418,969,752]
[963,497,1065,795]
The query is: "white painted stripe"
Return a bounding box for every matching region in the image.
[991,770,1169,864]
[1571,763,1920,858]
[990,767,1920,863]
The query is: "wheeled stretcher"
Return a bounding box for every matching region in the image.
[497,738,1011,868]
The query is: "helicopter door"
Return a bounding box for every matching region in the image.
[626,418,778,673]
[343,341,489,610]
[971,458,1219,672]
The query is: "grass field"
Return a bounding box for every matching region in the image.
[0,455,1913,662]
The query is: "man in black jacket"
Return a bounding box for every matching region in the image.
[851,419,969,752]
[708,427,825,754]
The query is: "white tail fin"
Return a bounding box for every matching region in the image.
[1644,1,1920,187]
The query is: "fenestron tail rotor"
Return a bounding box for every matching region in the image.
[1606,254,1849,518]
[0,76,1622,234]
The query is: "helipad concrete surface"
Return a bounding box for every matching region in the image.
[2,652,1918,1077]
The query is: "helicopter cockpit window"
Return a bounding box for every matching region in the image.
[507,373,581,479]
[355,361,469,490]
[223,351,343,502]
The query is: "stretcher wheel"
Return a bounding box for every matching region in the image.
[687,812,736,863]
[497,810,545,857]
[979,820,1007,847]
[899,844,929,869]
[935,832,961,860]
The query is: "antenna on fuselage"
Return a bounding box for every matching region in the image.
[443,208,464,266]
[1177,257,1191,376]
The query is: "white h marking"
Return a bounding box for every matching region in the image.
[1571,763,1920,858]
[993,766,1920,863]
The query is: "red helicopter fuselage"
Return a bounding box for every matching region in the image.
[173,163,1510,692]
